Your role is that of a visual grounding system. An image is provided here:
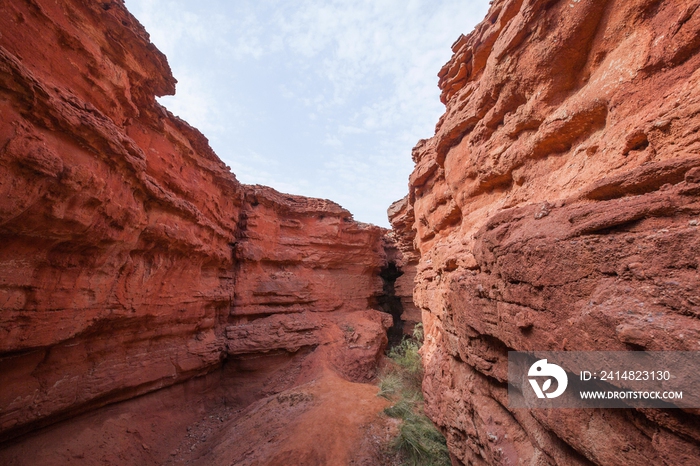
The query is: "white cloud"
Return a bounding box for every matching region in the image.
[323,135,342,147]
[339,125,367,135]
[157,69,226,136]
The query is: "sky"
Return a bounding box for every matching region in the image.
[124,0,490,227]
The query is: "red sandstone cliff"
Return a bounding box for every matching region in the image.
[394,0,700,464]
[0,0,391,448]
[230,185,391,382]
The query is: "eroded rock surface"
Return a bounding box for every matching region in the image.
[395,0,700,464]
[386,196,421,337]
[230,185,391,382]
[0,0,391,449]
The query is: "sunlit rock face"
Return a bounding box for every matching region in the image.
[0,0,390,443]
[394,0,700,464]
[230,185,391,383]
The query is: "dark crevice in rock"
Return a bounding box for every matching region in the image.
[377,261,405,348]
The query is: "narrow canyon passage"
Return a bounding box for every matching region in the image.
[0,1,413,463]
[3,0,700,465]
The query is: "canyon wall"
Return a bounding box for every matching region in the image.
[230,185,391,383]
[0,0,390,443]
[394,0,700,464]
[386,196,421,337]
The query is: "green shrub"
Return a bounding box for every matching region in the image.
[378,323,451,466]
[383,398,414,419]
[394,416,450,466]
[388,338,422,377]
[378,372,402,399]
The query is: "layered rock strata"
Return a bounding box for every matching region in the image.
[0,0,390,445]
[230,185,391,382]
[395,0,700,464]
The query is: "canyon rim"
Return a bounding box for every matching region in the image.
[2,0,700,465]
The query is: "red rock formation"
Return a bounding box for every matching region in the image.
[396,0,700,464]
[230,185,391,382]
[387,196,421,336]
[0,0,390,446]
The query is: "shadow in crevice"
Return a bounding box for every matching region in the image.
[377,261,405,349]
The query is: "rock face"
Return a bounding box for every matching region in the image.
[395,0,700,464]
[386,196,421,337]
[0,0,390,444]
[230,185,391,382]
